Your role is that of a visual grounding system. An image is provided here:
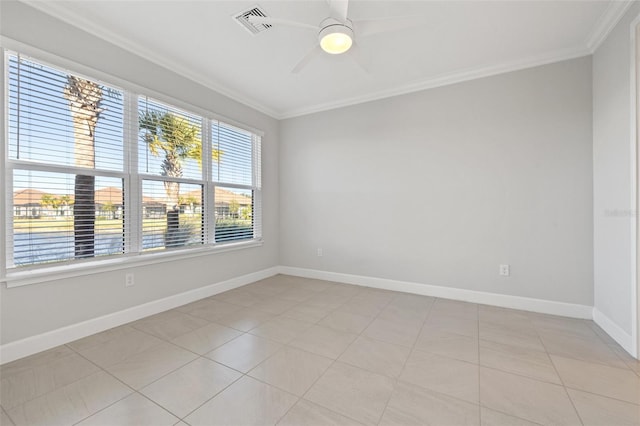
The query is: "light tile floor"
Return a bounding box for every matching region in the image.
[1,274,639,426]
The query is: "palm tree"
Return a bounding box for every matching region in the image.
[102,201,116,220]
[59,195,73,217]
[228,199,240,218]
[40,194,57,216]
[139,111,200,207]
[139,111,220,206]
[64,76,103,258]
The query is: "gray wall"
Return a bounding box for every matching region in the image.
[593,3,640,337]
[0,2,280,344]
[280,57,594,305]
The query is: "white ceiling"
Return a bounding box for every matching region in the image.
[23,0,632,119]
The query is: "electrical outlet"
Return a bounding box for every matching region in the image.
[317,248,323,257]
[125,273,135,287]
[499,264,510,277]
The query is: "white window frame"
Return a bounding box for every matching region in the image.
[211,121,263,243]
[0,44,264,288]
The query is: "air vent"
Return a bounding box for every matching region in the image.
[234,5,272,35]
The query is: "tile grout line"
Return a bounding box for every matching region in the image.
[476,307,577,426]
[479,309,590,424]
[606,343,640,376]
[182,282,369,425]
[0,347,97,412]
[288,290,391,423]
[464,305,582,423]
[480,315,634,376]
[588,321,632,356]
[477,303,482,425]
[4,342,151,424]
[530,315,634,371]
[1,403,18,426]
[532,343,634,371]
[562,384,640,407]
[168,285,308,423]
[368,291,419,426]
[172,358,246,422]
[534,325,586,426]
[181,287,326,423]
[65,345,143,425]
[64,311,252,424]
[479,406,546,426]
[375,295,437,425]
[278,284,376,424]
[272,288,401,425]
[476,363,569,390]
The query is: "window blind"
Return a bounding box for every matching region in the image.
[212,122,261,242]
[141,180,204,251]
[138,96,203,180]
[138,96,206,251]
[7,53,126,267]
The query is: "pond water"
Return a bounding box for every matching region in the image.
[12,226,251,265]
[13,232,161,265]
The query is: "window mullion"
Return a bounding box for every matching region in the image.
[253,135,262,240]
[124,92,141,254]
[201,118,212,245]
[5,165,15,268]
[1,50,9,272]
[210,182,254,191]
[6,161,126,179]
[253,135,262,190]
[209,121,219,245]
[207,120,221,244]
[254,188,262,240]
[137,174,204,186]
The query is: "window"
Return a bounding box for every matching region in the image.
[4,51,262,272]
[7,55,126,266]
[138,97,205,251]
[213,122,261,242]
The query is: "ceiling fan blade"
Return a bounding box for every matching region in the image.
[292,45,323,74]
[327,0,349,23]
[348,42,369,74]
[247,15,317,31]
[353,16,422,38]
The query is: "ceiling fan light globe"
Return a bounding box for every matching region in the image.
[319,25,353,54]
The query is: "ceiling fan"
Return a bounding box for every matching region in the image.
[248,0,417,73]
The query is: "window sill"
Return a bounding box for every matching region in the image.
[1,239,263,288]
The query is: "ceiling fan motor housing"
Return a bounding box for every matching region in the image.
[318,18,354,54]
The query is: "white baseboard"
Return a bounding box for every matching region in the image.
[0,266,279,365]
[0,265,609,365]
[592,308,637,358]
[279,266,593,319]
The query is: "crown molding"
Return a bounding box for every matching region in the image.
[586,0,635,52]
[20,0,282,119]
[279,46,592,119]
[19,0,625,121]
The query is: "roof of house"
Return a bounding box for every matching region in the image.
[185,187,251,206]
[95,187,122,205]
[13,189,51,205]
